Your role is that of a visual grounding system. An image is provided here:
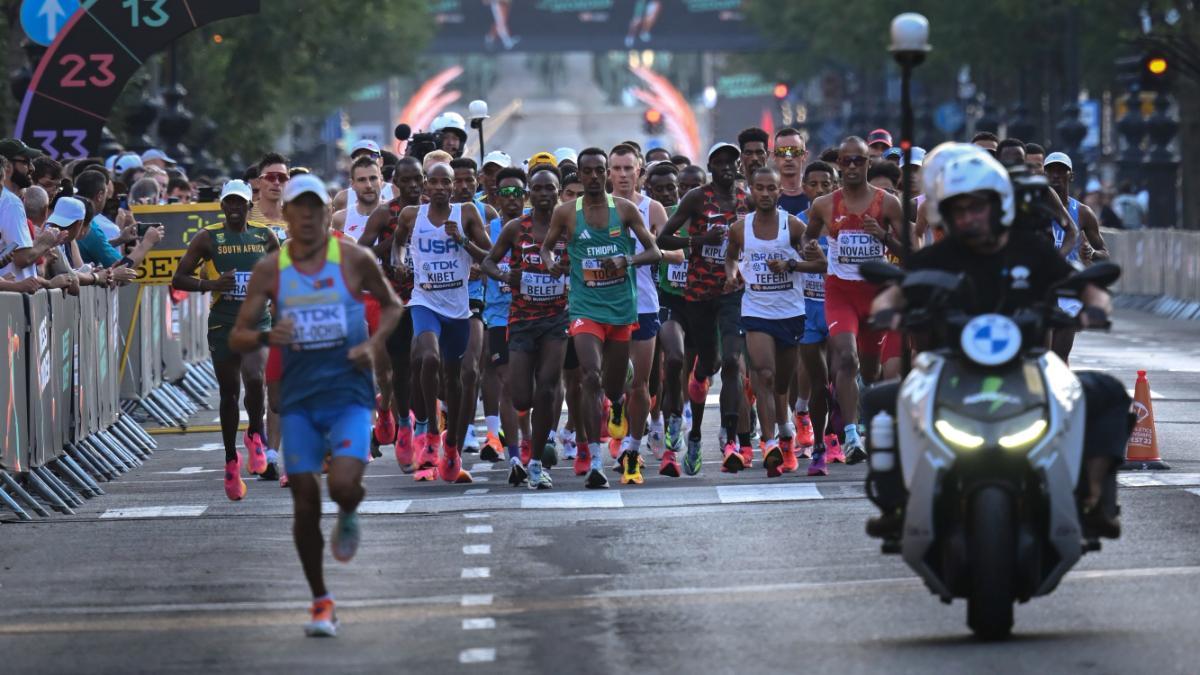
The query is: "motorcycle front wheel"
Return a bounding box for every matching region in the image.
[966,485,1016,640]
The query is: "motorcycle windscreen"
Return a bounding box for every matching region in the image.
[935,359,1047,421]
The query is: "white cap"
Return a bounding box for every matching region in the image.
[282,174,331,205]
[1043,152,1073,170]
[104,154,120,172]
[707,142,740,161]
[114,153,144,173]
[482,151,512,169]
[141,148,175,164]
[351,139,381,156]
[47,196,86,227]
[553,147,578,165]
[901,146,927,167]
[219,179,253,203]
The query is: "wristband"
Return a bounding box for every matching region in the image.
[258,331,271,346]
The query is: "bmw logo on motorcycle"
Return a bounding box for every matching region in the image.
[960,314,1022,366]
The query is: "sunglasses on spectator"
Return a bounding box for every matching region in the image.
[497,186,527,198]
[774,147,805,158]
[838,155,869,167]
[259,172,289,184]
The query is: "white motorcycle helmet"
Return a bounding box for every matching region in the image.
[921,142,988,229]
[933,151,1015,236]
[434,111,468,142]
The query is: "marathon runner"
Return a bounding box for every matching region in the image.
[358,157,424,469]
[724,166,825,477]
[555,169,586,471]
[484,166,570,488]
[479,165,527,469]
[608,144,668,467]
[392,163,493,482]
[172,180,279,499]
[796,160,837,474]
[657,142,750,475]
[332,156,382,242]
[803,136,906,464]
[229,173,403,637]
[541,147,662,488]
[248,153,290,239]
[1044,151,1108,364]
[332,140,395,213]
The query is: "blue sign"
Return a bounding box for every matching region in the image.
[20,0,79,47]
[1079,100,1100,151]
[934,102,966,135]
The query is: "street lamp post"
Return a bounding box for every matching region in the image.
[469,99,489,166]
[890,13,930,376]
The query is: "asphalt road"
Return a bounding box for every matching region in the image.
[2,309,1199,674]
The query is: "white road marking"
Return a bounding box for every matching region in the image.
[465,524,493,534]
[473,476,491,483]
[1118,472,1200,488]
[100,505,207,519]
[154,466,220,475]
[463,512,492,519]
[462,618,495,630]
[717,483,824,504]
[461,567,491,579]
[521,491,624,509]
[1187,488,1200,498]
[175,443,224,453]
[458,648,496,664]
[461,594,493,606]
[463,544,491,555]
[320,500,411,515]
[470,463,494,472]
[464,488,489,495]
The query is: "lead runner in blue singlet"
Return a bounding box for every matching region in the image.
[230,174,403,638]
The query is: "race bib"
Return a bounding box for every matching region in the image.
[667,260,688,288]
[417,258,464,291]
[496,261,512,295]
[835,231,884,265]
[520,271,565,301]
[228,271,252,300]
[581,257,626,287]
[283,303,348,350]
[802,273,825,301]
[701,241,727,264]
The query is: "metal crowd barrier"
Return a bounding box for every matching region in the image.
[0,285,214,521]
[1104,228,1200,319]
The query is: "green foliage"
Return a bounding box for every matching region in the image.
[108,0,431,159]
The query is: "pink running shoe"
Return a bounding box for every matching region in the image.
[244,432,268,475]
[374,396,397,445]
[394,425,415,471]
[224,453,247,501]
[825,433,846,464]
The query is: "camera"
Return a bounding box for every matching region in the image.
[1007,165,1058,233]
[395,124,442,163]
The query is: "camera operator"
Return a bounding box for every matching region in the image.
[433,113,468,159]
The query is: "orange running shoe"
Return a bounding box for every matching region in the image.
[574,444,591,476]
[763,444,784,478]
[721,442,744,473]
[659,450,680,477]
[780,437,799,473]
[304,597,338,637]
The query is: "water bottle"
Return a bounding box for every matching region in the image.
[869,410,895,472]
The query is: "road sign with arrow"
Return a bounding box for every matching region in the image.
[20,0,80,47]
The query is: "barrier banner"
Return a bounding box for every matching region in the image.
[108,286,121,423]
[64,292,81,443]
[96,286,116,428]
[118,284,142,400]
[163,292,186,382]
[131,203,226,285]
[51,290,73,450]
[79,284,99,439]
[0,292,30,472]
[25,290,55,468]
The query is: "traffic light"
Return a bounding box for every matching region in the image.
[1141,50,1172,92]
[643,109,664,135]
[773,83,789,100]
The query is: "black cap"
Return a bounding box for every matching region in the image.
[0,138,43,160]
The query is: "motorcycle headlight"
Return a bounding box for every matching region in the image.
[997,409,1049,450]
[934,410,985,450]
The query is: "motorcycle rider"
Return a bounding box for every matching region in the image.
[863,148,1131,540]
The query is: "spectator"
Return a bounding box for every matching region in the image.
[1,155,68,283]
[119,166,145,189]
[144,165,169,196]
[1112,181,1145,229]
[166,176,192,204]
[140,148,175,170]
[42,196,131,289]
[73,170,163,268]
[0,137,38,191]
[130,177,162,206]
[31,157,64,202]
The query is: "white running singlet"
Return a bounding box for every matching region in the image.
[738,209,805,320]
[633,194,659,315]
[408,202,471,319]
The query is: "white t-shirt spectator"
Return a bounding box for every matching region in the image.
[92,212,121,240]
[0,186,34,281]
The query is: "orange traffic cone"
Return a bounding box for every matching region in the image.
[1121,370,1171,471]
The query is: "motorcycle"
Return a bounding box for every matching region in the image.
[859,260,1122,640]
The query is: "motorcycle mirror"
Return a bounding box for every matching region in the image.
[860,261,906,285]
[1055,261,1122,293]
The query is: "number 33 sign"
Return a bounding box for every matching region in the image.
[12,0,261,161]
